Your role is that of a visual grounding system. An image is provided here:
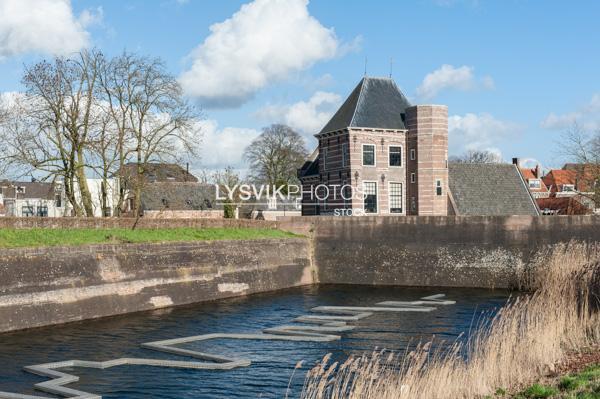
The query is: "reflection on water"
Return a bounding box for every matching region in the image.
[0,285,509,398]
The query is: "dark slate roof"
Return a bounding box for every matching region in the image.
[120,163,198,183]
[449,163,540,216]
[140,182,219,211]
[0,180,56,200]
[318,76,411,134]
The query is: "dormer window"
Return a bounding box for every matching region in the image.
[528,179,541,189]
[562,184,575,192]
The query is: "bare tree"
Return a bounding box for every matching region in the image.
[0,50,202,219]
[450,149,503,164]
[121,54,201,218]
[243,124,307,189]
[561,121,600,207]
[211,166,241,218]
[0,51,107,216]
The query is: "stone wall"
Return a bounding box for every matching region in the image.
[0,238,313,333]
[277,215,600,288]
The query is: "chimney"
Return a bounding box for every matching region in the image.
[512,158,520,167]
[534,164,540,178]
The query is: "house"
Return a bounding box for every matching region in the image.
[448,163,540,216]
[542,164,598,213]
[0,180,65,217]
[298,76,448,216]
[119,163,199,215]
[240,196,301,221]
[515,159,549,199]
[139,182,223,218]
[119,163,198,184]
[536,197,591,215]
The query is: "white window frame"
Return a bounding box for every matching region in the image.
[341,143,348,167]
[435,179,443,196]
[362,180,378,214]
[410,148,416,161]
[388,144,403,168]
[388,181,404,215]
[562,184,575,192]
[528,179,541,189]
[362,144,376,167]
[410,173,416,183]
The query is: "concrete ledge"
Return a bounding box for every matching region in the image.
[0,238,313,333]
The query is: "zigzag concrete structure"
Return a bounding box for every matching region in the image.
[0,294,455,399]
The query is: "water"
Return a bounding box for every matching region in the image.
[0,285,509,398]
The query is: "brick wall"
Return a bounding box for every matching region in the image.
[406,105,449,216]
[0,217,277,230]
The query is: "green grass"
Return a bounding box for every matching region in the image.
[0,227,300,248]
[511,365,600,399]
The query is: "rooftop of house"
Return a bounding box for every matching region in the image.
[449,163,539,216]
[298,148,320,179]
[318,76,412,135]
[120,163,198,183]
[543,169,577,186]
[140,182,217,211]
[0,180,57,200]
[536,197,592,215]
[520,167,549,192]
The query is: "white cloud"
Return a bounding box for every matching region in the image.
[255,91,341,138]
[541,94,600,130]
[0,0,98,59]
[179,0,341,108]
[416,64,494,100]
[195,119,261,172]
[448,113,521,157]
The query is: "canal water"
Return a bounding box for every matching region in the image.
[0,285,509,398]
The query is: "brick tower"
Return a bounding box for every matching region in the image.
[405,105,449,216]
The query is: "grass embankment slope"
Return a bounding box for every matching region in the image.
[0,227,299,248]
[508,363,600,398]
[301,242,600,399]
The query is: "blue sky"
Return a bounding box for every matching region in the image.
[1,0,600,174]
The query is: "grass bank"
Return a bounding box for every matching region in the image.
[508,363,600,398]
[0,227,299,248]
[301,242,600,399]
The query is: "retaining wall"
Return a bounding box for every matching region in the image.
[278,216,600,288]
[0,238,313,333]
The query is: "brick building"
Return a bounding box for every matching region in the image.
[298,76,448,216]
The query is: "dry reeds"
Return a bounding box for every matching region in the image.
[301,242,600,399]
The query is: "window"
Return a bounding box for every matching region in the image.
[22,205,34,217]
[55,194,62,208]
[37,205,48,217]
[323,148,328,171]
[410,148,416,161]
[411,173,416,183]
[363,181,377,213]
[436,179,443,196]
[341,143,348,167]
[389,182,403,214]
[389,146,402,167]
[16,186,25,194]
[362,144,375,166]
[410,197,417,212]
[528,179,541,189]
[562,184,575,192]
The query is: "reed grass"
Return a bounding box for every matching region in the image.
[301,242,600,399]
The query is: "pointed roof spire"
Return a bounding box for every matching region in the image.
[318,76,411,135]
